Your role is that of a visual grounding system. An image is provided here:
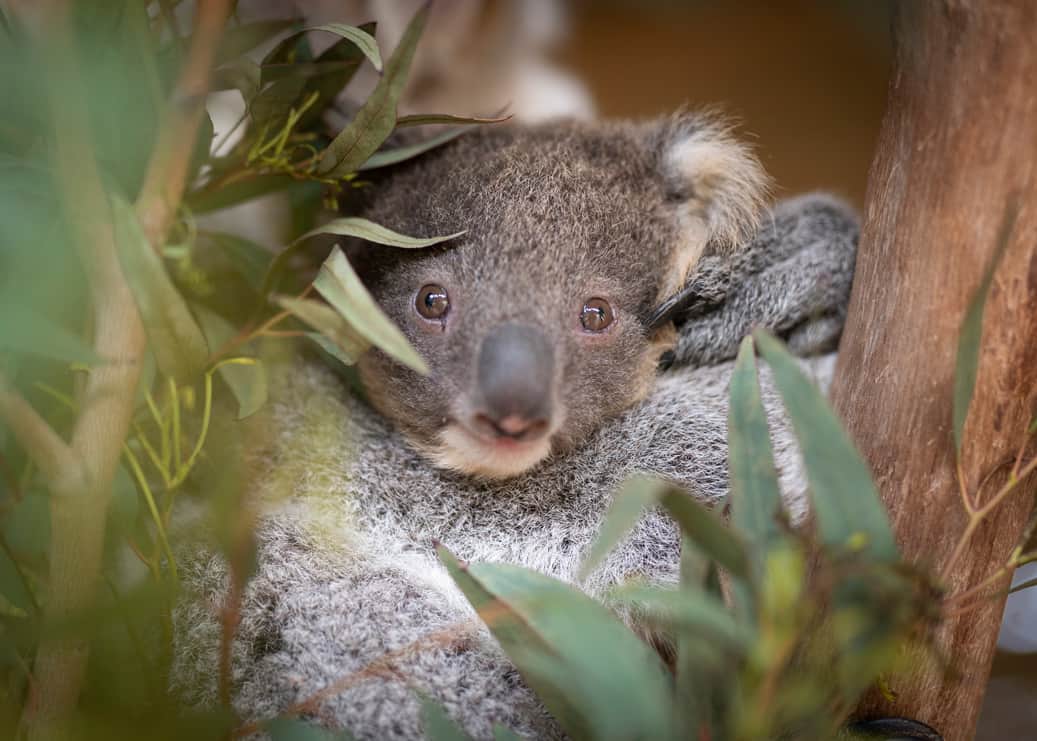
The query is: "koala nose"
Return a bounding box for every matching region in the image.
[474,323,554,441]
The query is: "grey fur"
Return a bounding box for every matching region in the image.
[172,115,860,739]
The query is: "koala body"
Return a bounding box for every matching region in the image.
[172,115,860,739]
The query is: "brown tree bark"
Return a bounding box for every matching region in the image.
[830,2,1037,739]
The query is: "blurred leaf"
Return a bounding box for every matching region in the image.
[188,173,294,213]
[267,717,354,741]
[194,306,268,419]
[196,231,272,292]
[610,584,748,651]
[580,476,748,582]
[0,304,100,366]
[358,128,470,171]
[275,296,370,364]
[319,5,428,177]
[305,332,360,368]
[214,19,300,66]
[0,538,34,613]
[111,194,209,381]
[212,58,261,103]
[395,113,512,128]
[420,697,472,741]
[728,337,783,623]
[492,726,522,741]
[953,201,1017,454]
[753,330,896,561]
[250,75,308,134]
[440,546,675,741]
[2,490,49,560]
[313,247,427,373]
[109,464,139,534]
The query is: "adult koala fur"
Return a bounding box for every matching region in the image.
[172,113,859,739]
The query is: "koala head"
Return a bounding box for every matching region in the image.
[353,112,769,479]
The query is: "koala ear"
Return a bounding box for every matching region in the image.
[652,111,771,297]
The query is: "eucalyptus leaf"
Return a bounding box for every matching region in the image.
[300,24,381,72]
[312,247,427,374]
[196,231,272,292]
[266,717,353,741]
[610,584,748,651]
[492,726,522,741]
[358,128,470,171]
[394,113,512,128]
[275,296,371,364]
[420,696,472,741]
[753,329,896,561]
[0,537,34,612]
[0,303,101,366]
[188,173,294,214]
[260,218,463,306]
[440,546,676,741]
[729,337,783,551]
[111,194,209,381]
[294,218,465,250]
[952,201,1018,454]
[319,5,428,177]
[215,20,299,67]
[580,476,748,582]
[212,58,261,103]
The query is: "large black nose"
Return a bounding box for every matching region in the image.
[473,323,554,441]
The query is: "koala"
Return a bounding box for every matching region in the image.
[172,113,860,739]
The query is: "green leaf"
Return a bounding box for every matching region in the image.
[111,195,209,381]
[194,306,269,419]
[580,476,748,582]
[266,718,353,741]
[610,584,748,651]
[953,201,1018,453]
[212,58,261,103]
[109,464,139,534]
[358,128,469,171]
[300,24,381,72]
[753,330,897,561]
[420,697,472,741]
[2,489,49,559]
[319,5,428,177]
[250,74,308,134]
[188,173,295,214]
[492,726,522,741]
[440,547,675,741]
[215,20,299,67]
[294,218,465,250]
[394,113,512,128]
[728,336,784,623]
[260,218,463,306]
[0,537,34,612]
[275,295,371,364]
[312,247,427,374]
[196,231,272,292]
[0,304,101,366]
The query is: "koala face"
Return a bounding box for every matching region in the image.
[354,113,768,479]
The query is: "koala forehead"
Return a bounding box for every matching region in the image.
[361,121,681,313]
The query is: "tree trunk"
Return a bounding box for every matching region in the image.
[830,2,1037,739]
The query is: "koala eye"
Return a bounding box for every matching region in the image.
[416,284,450,320]
[580,298,614,332]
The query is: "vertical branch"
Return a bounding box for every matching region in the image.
[831,2,1037,738]
[13,1,232,737]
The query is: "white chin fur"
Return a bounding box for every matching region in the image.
[426,424,553,480]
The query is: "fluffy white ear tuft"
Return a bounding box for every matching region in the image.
[656,112,771,294]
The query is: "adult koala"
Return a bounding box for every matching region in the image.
[172,113,860,739]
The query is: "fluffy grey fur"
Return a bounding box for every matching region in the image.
[172,190,859,739]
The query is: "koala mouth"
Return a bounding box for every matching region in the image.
[428,416,559,480]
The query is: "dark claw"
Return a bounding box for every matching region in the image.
[847,717,943,740]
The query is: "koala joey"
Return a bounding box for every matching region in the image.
[172,112,860,739]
